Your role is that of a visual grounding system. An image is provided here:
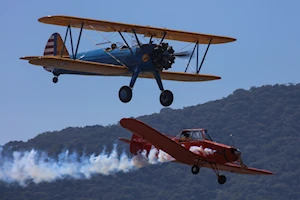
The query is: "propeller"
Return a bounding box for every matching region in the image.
[151,43,193,70]
[173,51,193,58]
[235,149,246,167]
[229,134,236,146]
[230,134,246,168]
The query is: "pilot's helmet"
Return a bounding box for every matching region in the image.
[111,43,117,49]
[183,132,189,138]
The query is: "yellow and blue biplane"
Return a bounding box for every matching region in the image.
[21,15,236,106]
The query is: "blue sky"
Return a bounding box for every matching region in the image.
[1,1,299,145]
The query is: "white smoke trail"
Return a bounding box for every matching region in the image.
[131,147,175,168]
[0,145,174,186]
[189,146,216,156]
[0,145,215,186]
[0,146,134,186]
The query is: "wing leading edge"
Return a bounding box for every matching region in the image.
[137,71,221,82]
[38,15,236,44]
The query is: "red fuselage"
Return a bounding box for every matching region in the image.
[123,130,240,165]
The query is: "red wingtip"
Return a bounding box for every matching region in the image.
[120,118,135,128]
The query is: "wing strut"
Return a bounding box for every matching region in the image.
[132,28,141,47]
[196,42,199,71]
[60,22,85,59]
[159,31,167,44]
[184,42,198,72]
[197,38,212,74]
[149,35,153,44]
[75,22,84,58]
[61,25,69,57]
[69,25,75,58]
[183,39,212,74]
[118,31,132,53]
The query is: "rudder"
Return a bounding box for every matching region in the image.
[130,134,148,155]
[43,33,69,72]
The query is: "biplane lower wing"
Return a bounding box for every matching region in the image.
[21,56,129,75]
[21,56,220,82]
[120,118,201,165]
[203,163,274,175]
[137,71,221,82]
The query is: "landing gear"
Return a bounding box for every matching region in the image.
[52,76,58,83]
[209,163,227,184]
[119,86,132,103]
[160,90,173,107]
[218,175,226,185]
[191,165,200,174]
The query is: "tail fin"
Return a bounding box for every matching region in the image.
[130,134,148,155]
[43,33,69,72]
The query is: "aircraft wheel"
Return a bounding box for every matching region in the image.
[218,175,226,184]
[191,165,200,174]
[160,90,173,107]
[119,86,132,103]
[53,77,58,83]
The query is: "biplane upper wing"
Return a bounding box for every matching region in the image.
[39,15,236,44]
[20,56,129,75]
[137,71,221,82]
[203,163,274,175]
[120,118,202,165]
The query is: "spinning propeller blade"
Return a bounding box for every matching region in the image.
[173,51,193,58]
[230,134,246,168]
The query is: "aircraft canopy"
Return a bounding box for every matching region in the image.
[177,129,213,141]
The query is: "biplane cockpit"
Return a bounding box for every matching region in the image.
[105,43,129,52]
[177,129,213,141]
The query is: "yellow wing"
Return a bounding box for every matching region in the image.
[137,71,221,82]
[21,56,129,75]
[39,15,236,44]
[21,56,220,81]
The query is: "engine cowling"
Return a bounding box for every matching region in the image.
[151,43,176,70]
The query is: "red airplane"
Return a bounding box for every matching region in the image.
[119,118,273,184]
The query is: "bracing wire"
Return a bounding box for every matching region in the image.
[84,25,126,67]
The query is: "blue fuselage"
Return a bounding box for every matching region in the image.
[53,44,157,76]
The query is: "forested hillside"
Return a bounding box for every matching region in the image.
[1,84,299,200]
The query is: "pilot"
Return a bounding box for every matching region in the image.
[111,43,117,50]
[181,131,190,141]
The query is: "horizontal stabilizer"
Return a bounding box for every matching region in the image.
[118,137,131,144]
